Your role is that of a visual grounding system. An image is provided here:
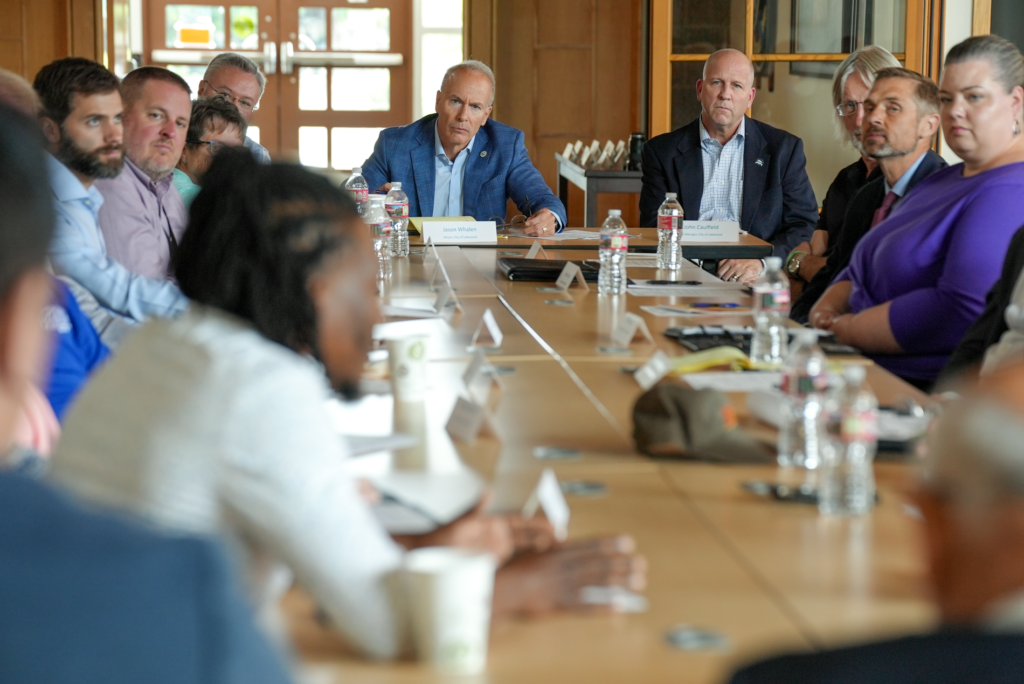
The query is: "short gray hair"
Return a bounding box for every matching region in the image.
[831,45,901,141]
[440,60,495,106]
[205,52,267,100]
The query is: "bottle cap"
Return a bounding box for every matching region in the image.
[843,364,867,384]
[351,166,362,174]
[609,209,622,217]
[665,192,677,199]
[368,194,385,203]
[391,182,401,189]
[796,329,818,345]
[765,256,783,270]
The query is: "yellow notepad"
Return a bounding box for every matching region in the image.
[407,216,475,235]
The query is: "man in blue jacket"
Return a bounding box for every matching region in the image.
[360,60,567,236]
[0,103,292,684]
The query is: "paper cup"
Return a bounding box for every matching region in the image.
[387,336,428,402]
[403,547,497,674]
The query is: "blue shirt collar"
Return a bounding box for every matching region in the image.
[434,119,476,164]
[884,152,928,197]
[47,153,104,208]
[699,116,745,146]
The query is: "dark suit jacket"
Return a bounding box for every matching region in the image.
[639,116,819,257]
[728,631,1024,684]
[939,224,1024,386]
[0,474,292,684]
[360,114,567,226]
[790,150,947,324]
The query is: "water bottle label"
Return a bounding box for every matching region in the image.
[840,410,878,443]
[386,202,408,218]
[601,235,628,251]
[781,371,828,396]
[756,290,790,312]
[657,215,682,231]
[370,221,391,238]
[350,188,368,204]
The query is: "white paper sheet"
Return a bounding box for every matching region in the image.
[640,304,752,317]
[515,230,641,241]
[344,432,418,457]
[682,371,783,392]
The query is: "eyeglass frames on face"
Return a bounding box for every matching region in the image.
[208,86,258,113]
[836,101,864,117]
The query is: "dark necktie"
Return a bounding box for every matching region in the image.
[871,191,899,228]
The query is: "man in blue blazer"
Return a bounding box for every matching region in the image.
[0,103,291,684]
[640,49,818,285]
[360,60,567,236]
[728,365,1024,684]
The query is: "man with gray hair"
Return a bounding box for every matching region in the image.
[359,60,566,236]
[198,52,269,163]
[728,362,1024,683]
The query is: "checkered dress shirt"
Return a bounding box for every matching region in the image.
[697,117,745,222]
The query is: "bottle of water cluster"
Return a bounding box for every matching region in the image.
[656,193,684,270]
[598,209,628,294]
[363,194,392,280]
[777,329,829,470]
[819,365,878,516]
[385,182,410,257]
[750,256,791,367]
[344,166,369,216]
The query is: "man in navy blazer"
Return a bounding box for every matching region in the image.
[0,103,291,684]
[640,49,818,285]
[728,364,1024,684]
[360,60,566,236]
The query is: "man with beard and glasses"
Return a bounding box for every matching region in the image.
[96,67,192,283]
[36,58,188,327]
[793,67,948,324]
[50,149,647,661]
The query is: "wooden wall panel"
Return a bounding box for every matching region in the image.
[0,40,24,75]
[535,48,592,134]
[0,0,99,79]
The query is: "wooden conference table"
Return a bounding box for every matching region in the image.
[283,247,934,684]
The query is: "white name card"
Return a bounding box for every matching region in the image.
[682,220,740,243]
[555,262,591,291]
[525,241,548,260]
[422,221,498,245]
[522,468,570,541]
[432,283,464,314]
[470,308,503,349]
[445,396,496,443]
[611,312,655,348]
[634,350,672,390]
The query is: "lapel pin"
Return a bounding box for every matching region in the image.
[480,151,487,158]
[755,158,764,166]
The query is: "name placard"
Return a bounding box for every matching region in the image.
[682,220,740,243]
[422,221,498,245]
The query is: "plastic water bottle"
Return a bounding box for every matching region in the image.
[750,256,790,367]
[598,209,628,294]
[344,166,369,216]
[385,182,410,257]
[819,365,878,516]
[777,329,829,469]
[656,193,684,270]
[364,194,392,280]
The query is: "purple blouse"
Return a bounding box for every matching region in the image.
[835,161,1024,383]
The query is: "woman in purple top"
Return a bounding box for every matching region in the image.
[811,35,1024,387]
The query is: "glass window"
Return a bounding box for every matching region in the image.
[332,127,384,170]
[421,33,463,115]
[332,8,390,51]
[299,67,328,110]
[422,0,463,29]
[230,6,259,50]
[670,62,704,131]
[331,68,390,111]
[247,126,260,144]
[754,0,906,55]
[299,126,329,167]
[165,5,225,49]
[167,65,207,95]
[298,7,327,51]
[672,0,744,54]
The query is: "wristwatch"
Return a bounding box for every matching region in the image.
[786,251,806,279]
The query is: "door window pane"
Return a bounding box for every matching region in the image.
[230,6,259,50]
[332,127,384,170]
[422,0,463,28]
[332,8,390,51]
[672,0,743,54]
[299,67,328,110]
[331,68,390,111]
[754,0,906,55]
[166,5,225,49]
[300,126,329,167]
[167,65,206,96]
[299,7,327,51]
[421,33,463,115]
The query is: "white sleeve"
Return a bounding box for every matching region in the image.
[218,359,407,660]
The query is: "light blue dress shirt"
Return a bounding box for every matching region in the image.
[432,122,476,217]
[46,154,188,324]
[697,117,746,222]
[884,151,928,198]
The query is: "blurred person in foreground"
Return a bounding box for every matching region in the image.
[197,52,269,162]
[174,96,247,208]
[794,68,947,324]
[728,361,1024,683]
[49,149,647,660]
[809,35,1024,391]
[0,103,292,684]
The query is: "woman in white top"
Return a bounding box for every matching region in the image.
[49,149,646,659]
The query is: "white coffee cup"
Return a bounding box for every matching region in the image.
[403,547,497,674]
[387,336,428,402]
